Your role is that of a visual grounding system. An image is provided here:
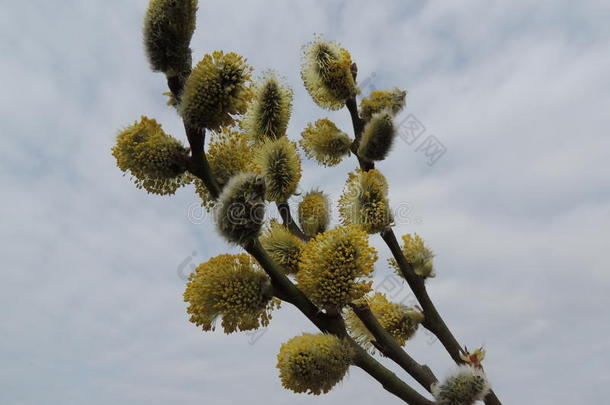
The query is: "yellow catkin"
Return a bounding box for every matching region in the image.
[242,71,293,143]
[345,293,424,351]
[277,333,352,395]
[254,137,302,202]
[338,169,392,234]
[184,253,280,334]
[298,190,330,237]
[112,116,190,195]
[260,220,305,275]
[300,118,352,166]
[359,88,406,122]
[215,173,266,245]
[389,233,435,278]
[297,225,377,308]
[432,365,490,405]
[143,0,198,76]
[181,51,253,130]
[301,35,358,110]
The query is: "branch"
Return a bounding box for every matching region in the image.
[349,302,438,392]
[351,342,435,405]
[276,201,307,241]
[344,91,503,405]
[167,77,432,404]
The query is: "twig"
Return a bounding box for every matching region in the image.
[344,87,502,405]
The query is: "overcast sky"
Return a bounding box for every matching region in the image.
[2,1,609,404]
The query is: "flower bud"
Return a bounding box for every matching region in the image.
[300,118,352,167]
[301,35,358,110]
[359,88,406,122]
[432,365,490,405]
[358,110,396,162]
[260,220,305,275]
[181,51,253,130]
[254,137,302,202]
[215,173,266,245]
[277,333,352,395]
[298,190,330,237]
[389,233,435,278]
[184,253,280,333]
[143,0,198,76]
[338,169,392,234]
[345,293,424,352]
[193,128,255,210]
[112,116,190,195]
[297,225,377,309]
[242,71,293,143]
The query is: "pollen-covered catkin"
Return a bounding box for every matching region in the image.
[300,119,352,166]
[242,71,293,143]
[260,220,305,275]
[358,110,396,162]
[432,365,491,405]
[181,51,253,130]
[215,173,266,245]
[338,169,392,234]
[184,253,280,333]
[297,225,377,308]
[298,190,331,237]
[254,137,302,202]
[277,333,352,395]
[301,35,358,110]
[143,0,198,76]
[389,233,435,278]
[359,88,406,122]
[345,293,424,351]
[112,116,190,195]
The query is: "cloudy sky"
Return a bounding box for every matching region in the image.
[2,0,609,404]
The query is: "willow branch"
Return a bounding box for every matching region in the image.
[349,302,438,391]
[344,87,502,405]
[167,77,432,404]
[276,201,307,241]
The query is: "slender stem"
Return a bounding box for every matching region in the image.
[161,34,434,405]
[349,303,438,391]
[276,201,307,241]
[184,124,221,198]
[174,108,431,405]
[344,92,503,405]
[351,342,435,405]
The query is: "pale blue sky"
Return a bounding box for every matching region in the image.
[2,1,610,404]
